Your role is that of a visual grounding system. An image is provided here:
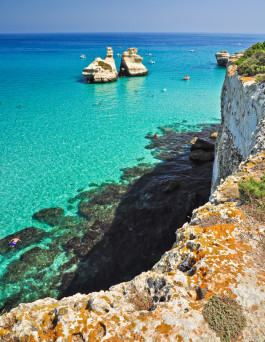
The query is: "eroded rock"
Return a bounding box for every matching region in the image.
[119,48,148,77]
[215,50,230,66]
[82,47,118,83]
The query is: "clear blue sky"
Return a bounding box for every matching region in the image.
[1,0,265,34]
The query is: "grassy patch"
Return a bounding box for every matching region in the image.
[235,42,265,77]
[202,296,246,342]
[128,286,153,311]
[238,174,265,221]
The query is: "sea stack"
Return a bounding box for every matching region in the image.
[119,48,148,77]
[82,47,118,83]
[215,50,230,66]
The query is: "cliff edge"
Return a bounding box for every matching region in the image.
[212,53,265,191]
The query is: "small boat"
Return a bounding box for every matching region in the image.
[190,50,195,53]
[147,53,152,56]
[117,53,121,57]
[80,54,86,59]
[118,46,121,49]
[162,88,167,92]
[236,43,241,46]
[183,75,190,80]
[150,60,155,64]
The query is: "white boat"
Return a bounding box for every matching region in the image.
[190,49,195,53]
[150,60,155,64]
[236,43,241,46]
[146,53,152,56]
[117,53,121,57]
[80,54,86,59]
[162,88,167,92]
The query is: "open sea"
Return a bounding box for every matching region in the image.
[0,32,264,306]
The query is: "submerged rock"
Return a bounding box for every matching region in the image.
[119,48,148,77]
[82,47,118,83]
[0,227,46,255]
[3,246,60,284]
[215,50,230,66]
[32,207,64,226]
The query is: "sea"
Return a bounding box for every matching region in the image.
[0,32,264,306]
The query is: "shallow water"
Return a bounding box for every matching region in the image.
[0,33,265,308]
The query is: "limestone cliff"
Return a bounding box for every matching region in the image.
[212,55,265,190]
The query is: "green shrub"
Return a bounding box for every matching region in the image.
[238,174,265,204]
[202,296,246,342]
[235,41,265,78]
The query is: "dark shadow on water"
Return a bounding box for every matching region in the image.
[59,124,218,298]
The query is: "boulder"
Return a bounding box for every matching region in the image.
[210,132,218,139]
[82,47,118,83]
[215,50,230,66]
[119,48,148,77]
[190,137,215,151]
[190,150,215,162]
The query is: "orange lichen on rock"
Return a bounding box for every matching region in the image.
[241,76,256,83]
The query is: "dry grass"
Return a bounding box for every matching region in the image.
[203,296,246,342]
[128,286,153,311]
[198,215,229,229]
[221,186,239,200]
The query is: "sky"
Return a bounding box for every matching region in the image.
[0,0,265,34]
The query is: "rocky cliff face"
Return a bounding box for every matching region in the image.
[212,56,265,190]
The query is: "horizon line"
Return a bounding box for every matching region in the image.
[0,31,265,35]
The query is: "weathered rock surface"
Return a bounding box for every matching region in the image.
[119,48,148,77]
[215,50,230,66]
[1,153,265,341]
[212,55,265,190]
[82,47,118,83]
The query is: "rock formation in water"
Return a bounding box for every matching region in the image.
[119,48,148,77]
[215,50,230,66]
[212,53,265,190]
[82,47,118,83]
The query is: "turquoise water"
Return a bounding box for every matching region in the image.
[1,32,265,307]
[2,33,264,237]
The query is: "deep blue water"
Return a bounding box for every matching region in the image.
[0,33,264,303]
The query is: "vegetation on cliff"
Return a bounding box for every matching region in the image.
[238,173,265,221]
[202,296,246,342]
[235,42,265,81]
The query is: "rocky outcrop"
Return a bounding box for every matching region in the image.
[119,48,148,77]
[212,56,265,190]
[82,47,118,83]
[215,50,230,66]
[1,153,265,341]
[189,137,215,162]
